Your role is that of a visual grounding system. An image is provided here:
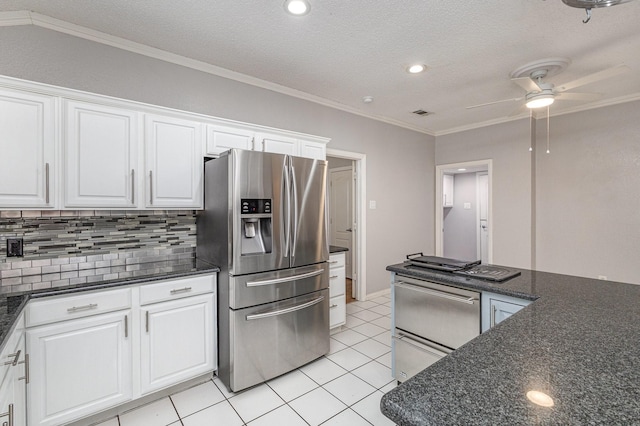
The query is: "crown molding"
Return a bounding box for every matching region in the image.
[0,10,435,136]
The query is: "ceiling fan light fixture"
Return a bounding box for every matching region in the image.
[561,0,633,8]
[526,93,555,109]
[284,0,311,16]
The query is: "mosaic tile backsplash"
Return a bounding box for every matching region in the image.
[0,210,197,294]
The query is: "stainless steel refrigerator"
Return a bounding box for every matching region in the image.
[197,149,329,391]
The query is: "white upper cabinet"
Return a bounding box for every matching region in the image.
[443,174,454,208]
[206,124,255,156]
[299,139,327,160]
[64,100,139,208]
[257,132,298,156]
[145,114,203,209]
[0,89,56,208]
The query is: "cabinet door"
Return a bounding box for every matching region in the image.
[443,174,454,207]
[11,333,26,426]
[64,100,139,208]
[489,299,525,328]
[257,132,298,156]
[206,124,255,156]
[140,294,215,395]
[0,89,56,208]
[299,139,326,160]
[145,114,203,208]
[27,310,132,426]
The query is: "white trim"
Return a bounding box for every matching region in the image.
[0,11,433,137]
[435,160,493,263]
[327,148,367,301]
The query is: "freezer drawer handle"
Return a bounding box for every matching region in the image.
[246,269,324,287]
[394,334,448,358]
[246,295,325,321]
[394,282,478,304]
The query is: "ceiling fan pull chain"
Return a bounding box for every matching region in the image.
[529,109,533,152]
[546,106,551,154]
[583,8,592,23]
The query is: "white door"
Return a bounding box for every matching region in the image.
[205,124,255,156]
[140,294,215,395]
[478,172,489,263]
[0,89,56,208]
[64,100,139,208]
[27,310,133,426]
[257,132,298,156]
[145,114,203,208]
[329,168,353,278]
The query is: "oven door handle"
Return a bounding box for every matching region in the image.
[246,269,324,287]
[394,333,449,358]
[394,281,478,304]
[246,295,325,321]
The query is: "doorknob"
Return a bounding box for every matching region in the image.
[346,228,352,232]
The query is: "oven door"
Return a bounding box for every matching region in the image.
[393,275,480,349]
[229,289,329,391]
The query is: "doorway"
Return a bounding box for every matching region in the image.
[326,149,367,301]
[435,160,493,263]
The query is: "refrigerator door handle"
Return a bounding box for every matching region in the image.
[282,159,291,258]
[290,164,299,257]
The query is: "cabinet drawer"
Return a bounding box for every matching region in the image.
[329,268,345,297]
[329,295,346,329]
[328,253,345,269]
[140,274,215,305]
[26,288,132,327]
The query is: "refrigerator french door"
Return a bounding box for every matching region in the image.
[197,149,329,391]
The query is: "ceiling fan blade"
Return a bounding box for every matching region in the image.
[555,92,602,102]
[556,64,630,92]
[466,97,523,109]
[511,76,542,92]
[508,104,528,117]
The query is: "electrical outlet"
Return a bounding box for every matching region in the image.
[6,238,23,257]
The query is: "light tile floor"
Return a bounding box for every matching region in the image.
[97,294,396,426]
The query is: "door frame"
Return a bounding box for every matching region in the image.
[435,159,493,263]
[329,166,354,279]
[476,171,489,262]
[326,148,367,301]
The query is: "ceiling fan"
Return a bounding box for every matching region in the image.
[466,58,631,116]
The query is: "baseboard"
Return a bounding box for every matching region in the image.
[365,287,391,300]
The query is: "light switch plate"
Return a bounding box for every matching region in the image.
[464,203,471,209]
[369,200,377,209]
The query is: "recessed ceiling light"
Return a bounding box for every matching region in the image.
[362,96,374,103]
[284,0,311,16]
[458,168,467,171]
[407,64,427,74]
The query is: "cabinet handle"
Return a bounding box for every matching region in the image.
[330,275,338,279]
[4,350,20,367]
[18,354,29,384]
[145,311,149,333]
[491,304,497,327]
[251,137,255,151]
[149,170,153,205]
[262,139,265,152]
[330,304,339,309]
[124,315,128,338]
[131,169,135,205]
[328,261,339,264]
[170,286,192,295]
[67,303,98,313]
[0,403,13,426]
[45,162,50,204]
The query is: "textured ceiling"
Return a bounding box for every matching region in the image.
[1,0,639,135]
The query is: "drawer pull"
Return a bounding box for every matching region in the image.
[4,350,20,367]
[67,303,98,313]
[170,287,192,295]
[247,296,324,321]
[18,354,29,384]
[330,304,339,308]
[330,275,338,279]
[0,403,13,426]
[328,261,338,264]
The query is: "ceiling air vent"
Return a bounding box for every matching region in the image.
[412,109,431,116]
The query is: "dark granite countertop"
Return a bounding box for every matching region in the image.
[382,262,640,425]
[0,257,219,353]
[329,245,349,253]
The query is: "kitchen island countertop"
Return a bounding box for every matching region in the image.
[382,262,640,425]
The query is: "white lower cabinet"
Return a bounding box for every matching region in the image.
[0,313,26,426]
[27,310,133,426]
[329,252,346,329]
[481,291,532,332]
[24,273,217,426]
[140,294,215,395]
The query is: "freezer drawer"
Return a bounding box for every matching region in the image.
[393,275,480,349]
[229,263,328,309]
[229,289,329,391]
[393,331,451,382]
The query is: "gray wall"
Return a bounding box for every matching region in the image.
[534,101,640,284]
[443,173,478,261]
[0,25,435,295]
[436,119,534,269]
[327,157,354,169]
